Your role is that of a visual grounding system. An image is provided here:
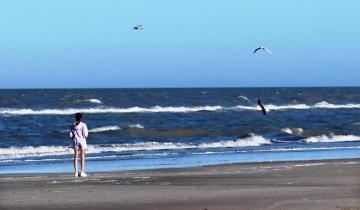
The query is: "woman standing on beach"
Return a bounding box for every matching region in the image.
[70,113,88,177]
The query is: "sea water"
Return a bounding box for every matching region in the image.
[0,88,359,173]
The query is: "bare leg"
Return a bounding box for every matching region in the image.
[81,150,86,174]
[74,148,79,175]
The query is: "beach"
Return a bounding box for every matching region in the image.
[1,159,359,210]
[1,0,359,208]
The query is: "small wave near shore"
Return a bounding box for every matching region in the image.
[1,134,359,160]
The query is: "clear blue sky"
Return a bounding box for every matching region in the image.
[0,0,359,88]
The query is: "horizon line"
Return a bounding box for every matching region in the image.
[0,85,359,90]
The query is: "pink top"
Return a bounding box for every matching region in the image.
[70,122,88,145]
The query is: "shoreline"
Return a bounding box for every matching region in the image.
[2,147,359,174]
[1,158,359,210]
[1,157,359,176]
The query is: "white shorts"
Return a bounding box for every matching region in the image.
[73,140,87,150]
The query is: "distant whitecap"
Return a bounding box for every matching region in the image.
[75,99,102,104]
[88,126,121,133]
[129,124,144,129]
[237,95,249,101]
[281,128,304,135]
[87,99,102,104]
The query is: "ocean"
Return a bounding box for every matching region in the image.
[0,87,359,173]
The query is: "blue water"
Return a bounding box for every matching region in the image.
[0,88,359,173]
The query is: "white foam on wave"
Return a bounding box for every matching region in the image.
[237,101,360,112]
[236,104,310,112]
[2,143,360,162]
[0,146,72,159]
[281,128,293,134]
[86,99,102,104]
[302,134,360,143]
[1,101,360,115]
[129,124,144,129]
[88,124,144,132]
[199,134,270,148]
[0,135,270,160]
[237,95,249,101]
[88,126,122,133]
[314,101,360,109]
[75,99,102,104]
[281,128,304,135]
[293,163,325,167]
[255,146,360,152]
[0,105,223,115]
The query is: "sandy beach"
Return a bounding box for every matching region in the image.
[0,159,359,210]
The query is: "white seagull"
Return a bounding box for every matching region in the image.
[253,46,272,54]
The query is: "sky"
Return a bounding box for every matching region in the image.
[0,0,359,88]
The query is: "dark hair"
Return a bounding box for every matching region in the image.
[75,113,82,122]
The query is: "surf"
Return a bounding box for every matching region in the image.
[2,101,360,115]
[1,133,359,160]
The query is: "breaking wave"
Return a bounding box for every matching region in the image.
[129,124,144,129]
[75,99,102,104]
[0,133,359,161]
[199,134,270,148]
[0,105,223,115]
[2,145,360,164]
[302,134,360,143]
[0,135,269,159]
[88,126,122,133]
[236,101,360,112]
[1,101,360,115]
[85,99,102,104]
[237,95,249,101]
[86,124,144,133]
[281,128,304,135]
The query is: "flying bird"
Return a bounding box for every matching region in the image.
[253,46,272,54]
[257,98,267,115]
[133,25,144,30]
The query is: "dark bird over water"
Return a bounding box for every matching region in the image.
[253,46,272,54]
[257,98,267,115]
[133,25,144,30]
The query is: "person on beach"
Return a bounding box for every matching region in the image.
[70,113,88,177]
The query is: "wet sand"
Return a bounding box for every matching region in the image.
[0,159,359,210]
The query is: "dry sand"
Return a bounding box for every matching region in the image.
[0,159,359,210]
